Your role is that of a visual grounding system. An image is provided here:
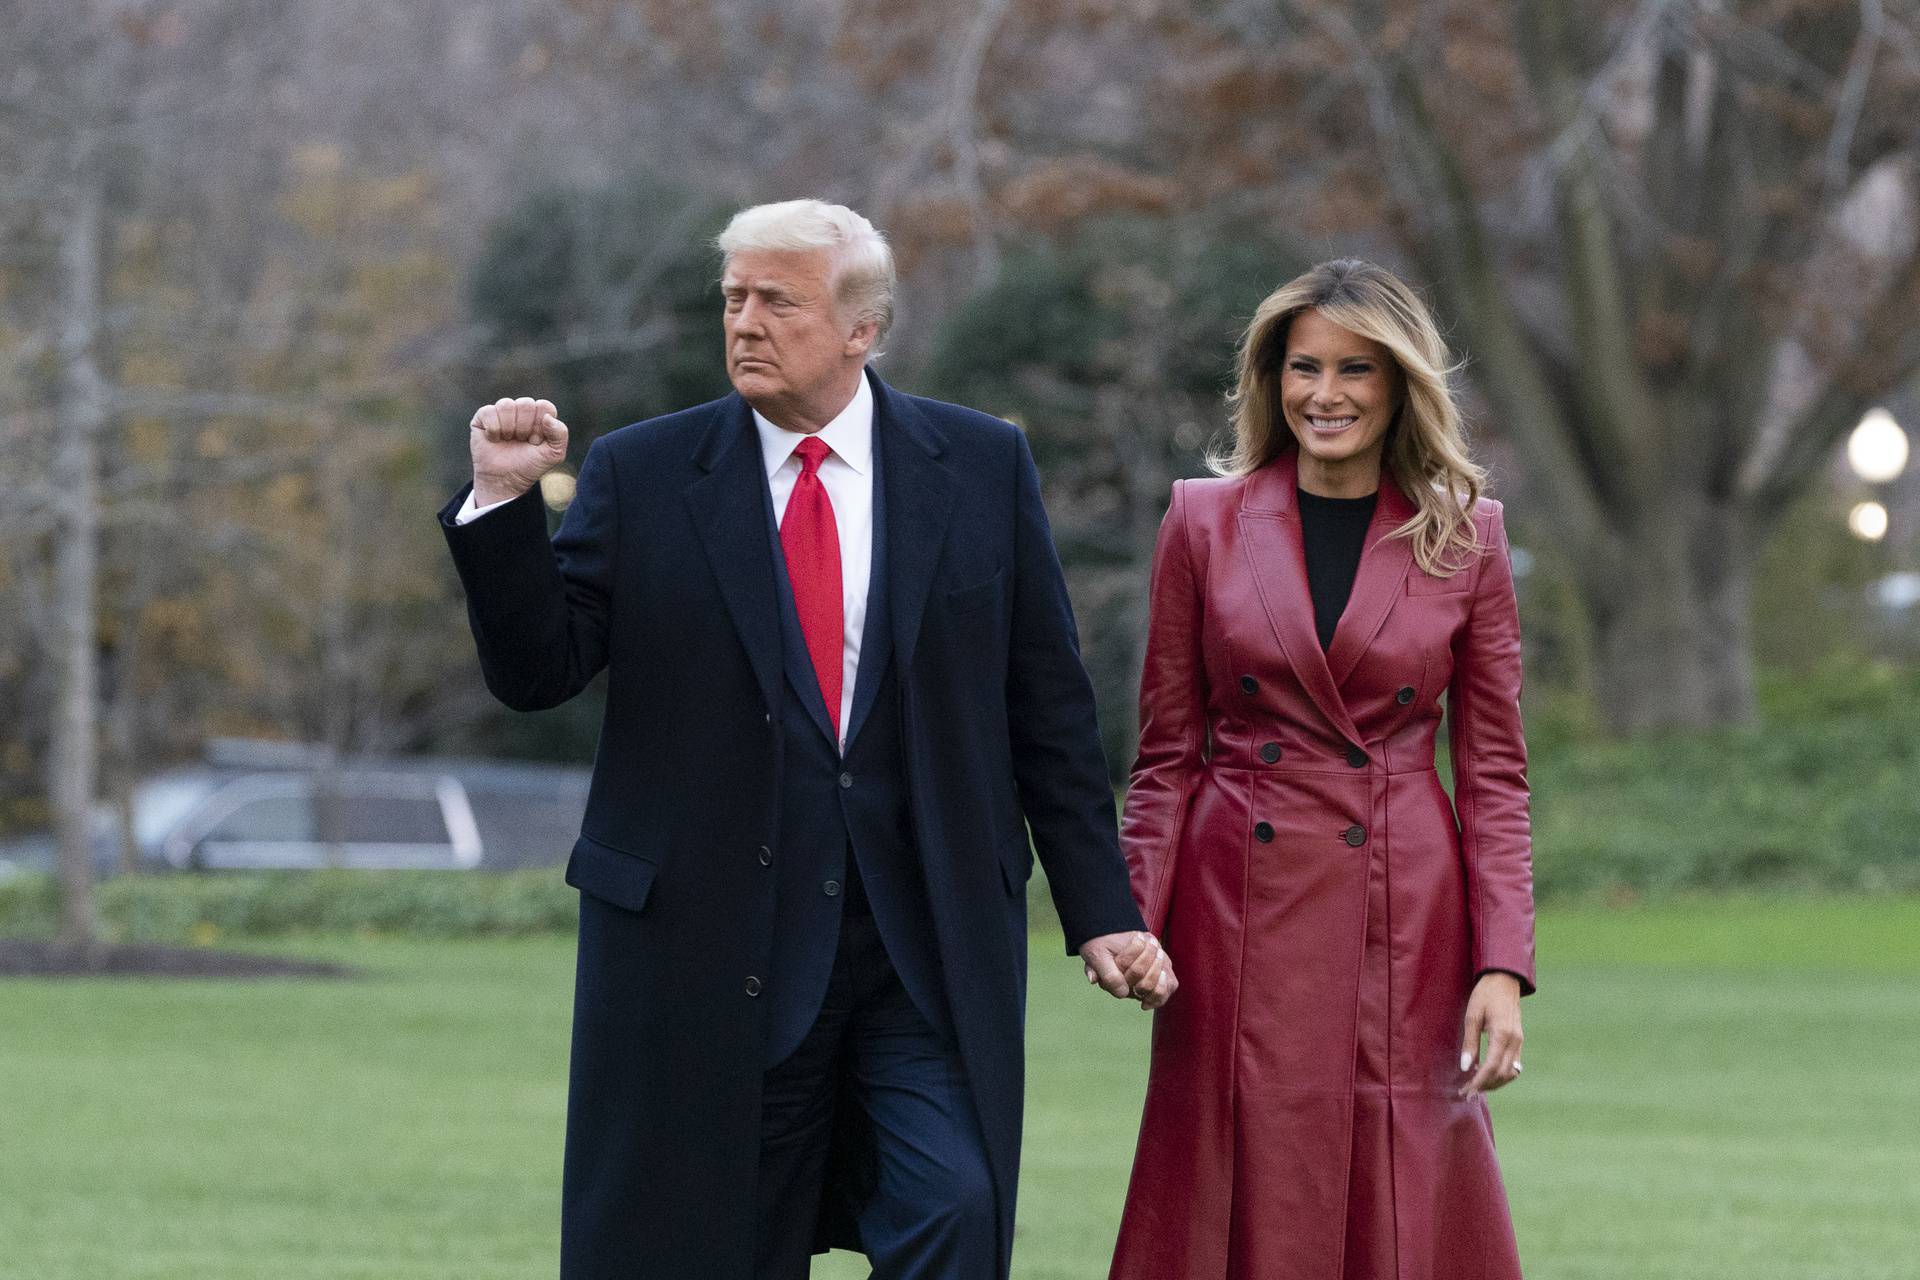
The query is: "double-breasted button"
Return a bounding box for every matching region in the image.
[838,772,853,789]
[823,880,841,897]
[1346,746,1369,768]
[1259,742,1283,764]
[744,975,763,997]
[757,845,773,867]
[1254,821,1274,843]
[1344,824,1367,847]
[1396,686,1416,705]
[1239,675,1259,695]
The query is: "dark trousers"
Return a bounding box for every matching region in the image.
[753,907,996,1280]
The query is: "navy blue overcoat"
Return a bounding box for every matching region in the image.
[439,371,1143,1278]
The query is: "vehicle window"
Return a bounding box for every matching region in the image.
[323,794,451,844]
[203,796,315,843]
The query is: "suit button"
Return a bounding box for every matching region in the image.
[744,976,763,997]
[1259,741,1282,764]
[839,772,853,789]
[1254,822,1274,843]
[1344,824,1367,846]
[757,845,773,866]
[1397,686,1416,705]
[823,880,840,896]
[1240,675,1259,695]
[1346,746,1369,768]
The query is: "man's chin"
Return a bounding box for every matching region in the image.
[729,368,781,397]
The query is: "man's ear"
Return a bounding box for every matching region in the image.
[844,319,879,359]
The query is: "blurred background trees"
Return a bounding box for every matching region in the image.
[6,0,1920,939]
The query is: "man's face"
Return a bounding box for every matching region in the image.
[721,248,871,417]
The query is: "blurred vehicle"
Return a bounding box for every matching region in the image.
[0,740,590,878]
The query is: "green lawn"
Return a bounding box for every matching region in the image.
[4,898,1917,1279]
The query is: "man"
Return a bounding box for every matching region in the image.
[441,199,1175,1279]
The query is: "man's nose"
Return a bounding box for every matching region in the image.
[733,298,767,335]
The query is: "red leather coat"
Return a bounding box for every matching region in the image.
[1110,451,1534,1280]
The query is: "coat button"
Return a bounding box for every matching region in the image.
[823,880,840,896]
[1396,686,1416,705]
[744,976,763,997]
[1254,821,1274,843]
[757,845,773,866]
[1259,742,1282,763]
[1240,675,1258,695]
[1344,824,1367,846]
[1346,746,1369,768]
[838,772,853,789]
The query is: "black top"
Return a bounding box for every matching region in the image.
[1298,487,1378,651]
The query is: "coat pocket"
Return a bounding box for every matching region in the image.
[565,833,661,915]
[945,567,1006,615]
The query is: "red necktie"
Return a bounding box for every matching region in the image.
[780,435,843,740]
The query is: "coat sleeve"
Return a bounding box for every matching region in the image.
[438,437,618,712]
[1446,502,1538,994]
[1004,429,1147,954]
[1119,480,1208,937]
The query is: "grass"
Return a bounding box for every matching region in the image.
[3,899,1917,1279]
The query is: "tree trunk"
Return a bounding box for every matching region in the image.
[51,166,108,949]
[1586,503,1758,734]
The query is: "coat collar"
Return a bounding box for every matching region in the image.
[1237,449,1418,747]
[684,371,956,721]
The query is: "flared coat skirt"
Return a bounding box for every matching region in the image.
[1109,761,1524,1280]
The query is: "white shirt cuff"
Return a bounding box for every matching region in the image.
[454,490,517,525]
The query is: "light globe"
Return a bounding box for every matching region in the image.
[1847,408,1909,483]
[540,470,577,511]
[1848,500,1890,542]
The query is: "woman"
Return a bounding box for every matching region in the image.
[1110,259,1534,1280]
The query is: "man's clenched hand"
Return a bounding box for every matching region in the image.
[470,396,570,507]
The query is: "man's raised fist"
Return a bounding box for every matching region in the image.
[470,396,569,507]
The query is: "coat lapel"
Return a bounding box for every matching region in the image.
[875,377,957,673]
[1325,472,1418,689]
[685,394,785,718]
[841,377,893,749]
[1237,451,1365,749]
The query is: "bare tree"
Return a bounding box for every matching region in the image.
[1141,0,1920,730]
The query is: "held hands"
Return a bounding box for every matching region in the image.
[1458,971,1524,1097]
[470,396,570,507]
[1080,931,1178,1010]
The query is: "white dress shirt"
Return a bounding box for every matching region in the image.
[754,373,873,750]
[455,373,875,751]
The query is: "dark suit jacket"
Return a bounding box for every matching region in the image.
[439,369,1142,1278]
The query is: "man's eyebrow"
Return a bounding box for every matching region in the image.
[722,281,801,300]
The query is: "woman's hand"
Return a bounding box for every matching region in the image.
[1458,971,1524,1097]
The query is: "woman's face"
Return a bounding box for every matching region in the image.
[1278,308,1403,491]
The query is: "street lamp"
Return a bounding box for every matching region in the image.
[1849,501,1889,542]
[1847,408,1909,484]
[540,470,577,511]
[1845,408,1908,543]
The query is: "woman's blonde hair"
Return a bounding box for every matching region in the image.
[1213,258,1485,576]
